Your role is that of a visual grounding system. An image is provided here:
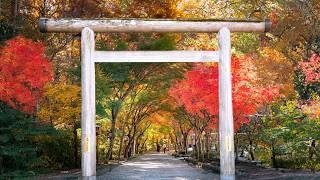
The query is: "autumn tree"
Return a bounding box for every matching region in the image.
[170,58,279,130]
[0,36,52,113]
[96,63,155,162]
[122,85,168,158]
[37,83,81,168]
[300,54,320,85]
[171,107,193,154]
[255,47,295,96]
[95,31,190,162]
[170,56,280,160]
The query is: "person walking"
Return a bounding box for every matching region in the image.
[163,144,167,154]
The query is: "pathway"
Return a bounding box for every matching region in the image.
[98,153,219,180]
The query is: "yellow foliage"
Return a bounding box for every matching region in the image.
[37,83,81,129]
[150,112,171,126]
[256,47,295,97]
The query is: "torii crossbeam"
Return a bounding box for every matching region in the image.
[39,18,271,180]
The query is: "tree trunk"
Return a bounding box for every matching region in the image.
[195,132,202,161]
[174,134,178,153]
[132,139,136,156]
[194,133,199,160]
[271,143,277,168]
[200,137,204,162]
[123,139,129,158]
[234,133,239,161]
[117,120,126,161]
[249,139,255,160]
[11,0,19,18]
[136,136,144,154]
[124,139,130,158]
[183,134,188,154]
[73,125,78,168]
[124,136,133,159]
[128,144,132,158]
[309,140,316,159]
[309,140,316,172]
[41,0,47,16]
[118,134,124,161]
[206,131,210,161]
[106,109,117,162]
[140,138,148,154]
[106,120,116,162]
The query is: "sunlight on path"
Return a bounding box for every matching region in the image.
[98,153,219,180]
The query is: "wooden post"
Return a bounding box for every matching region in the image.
[94,51,219,63]
[81,27,96,179]
[218,27,235,180]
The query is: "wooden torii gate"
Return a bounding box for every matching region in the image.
[39,18,271,180]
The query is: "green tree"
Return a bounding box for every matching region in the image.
[0,101,56,177]
[37,83,81,168]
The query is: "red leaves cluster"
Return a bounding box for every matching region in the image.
[169,56,280,130]
[0,36,52,113]
[169,64,219,117]
[268,11,279,29]
[300,54,320,84]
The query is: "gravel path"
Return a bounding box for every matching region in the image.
[98,153,219,180]
[37,153,320,180]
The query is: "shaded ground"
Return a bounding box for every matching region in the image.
[193,157,320,180]
[235,161,320,180]
[98,153,218,180]
[38,153,218,180]
[38,153,320,180]
[37,164,120,179]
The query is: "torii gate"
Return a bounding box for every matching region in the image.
[39,18,271,180]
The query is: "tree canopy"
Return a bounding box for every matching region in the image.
[1,0,320,177]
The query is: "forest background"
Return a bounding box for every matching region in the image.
[0,0,320,178]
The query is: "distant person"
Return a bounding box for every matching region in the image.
[157,144,161,152]
[163,144,167,154]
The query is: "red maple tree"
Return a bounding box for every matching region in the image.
[169,56,280,130]
[0,36,52,113]
[300,54,320,84]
